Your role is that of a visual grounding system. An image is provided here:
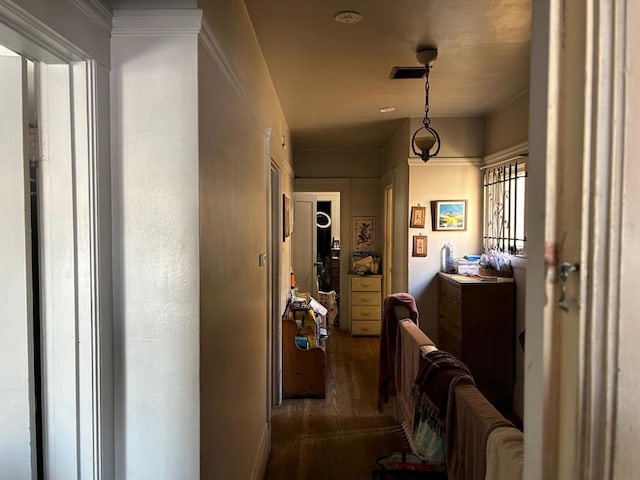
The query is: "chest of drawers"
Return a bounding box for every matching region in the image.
[438,272,515,406]
[350,274,382,336]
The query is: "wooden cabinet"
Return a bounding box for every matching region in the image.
[330,253,340,292]
[438,273,515,406]
[282,319,325,398]
[350,274,382,336]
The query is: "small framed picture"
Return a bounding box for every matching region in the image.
[353,216,375,252]
[412,235,428,257]
[410,206,426,228]
[430,200,467,231]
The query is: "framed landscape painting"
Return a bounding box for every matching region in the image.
[431,200,467,231]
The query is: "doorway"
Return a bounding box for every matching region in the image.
[270,163,282,405]
[0,23,112,475]
[292,192,341,300]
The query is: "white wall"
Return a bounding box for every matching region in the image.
[111,10,200,479]
[198,1,293,477]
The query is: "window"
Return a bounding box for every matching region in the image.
[482,156,527,255]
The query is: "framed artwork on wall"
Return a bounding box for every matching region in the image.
[412,235,428,257]
[283,194,291,240]
[431,200,467,231]
[409,206,426,228]
[353,216,375,252]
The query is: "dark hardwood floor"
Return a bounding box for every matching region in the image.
[265,326,408,479]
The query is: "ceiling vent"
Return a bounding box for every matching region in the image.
[388,66,426,79]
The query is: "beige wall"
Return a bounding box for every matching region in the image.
[485,91,529,419]
[409,116,486,158]
[294,148,385,178]
[382,121,411,293]
[198,2,293,478]
[405,116,485,341]
[485,91,529,154]
[408,163,483,341]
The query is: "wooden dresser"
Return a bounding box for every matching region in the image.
[437,272,515,406]
[349,274,382,336]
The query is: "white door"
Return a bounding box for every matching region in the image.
[0,54,37,479]
[293,193,317,298]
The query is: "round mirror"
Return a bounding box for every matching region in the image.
[316,211,331,228]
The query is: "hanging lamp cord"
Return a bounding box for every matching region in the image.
[423,65,431,129]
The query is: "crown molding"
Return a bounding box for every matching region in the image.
[0,0,88,61]
[69,0,111,32]
[199,16,262,127]
[483,141,529,166]
[408,157,484,167]
[111,9,202,36]
[199,14,293,173]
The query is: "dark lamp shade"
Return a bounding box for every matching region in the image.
[414,134,437,152]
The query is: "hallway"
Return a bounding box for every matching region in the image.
[265,327,407,479]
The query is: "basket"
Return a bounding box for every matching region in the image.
[479,266,513,278]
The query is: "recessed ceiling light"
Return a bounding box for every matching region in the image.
[334,11,362,24]
[378,106,395,113]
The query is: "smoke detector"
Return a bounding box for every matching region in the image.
[334,11,362,24]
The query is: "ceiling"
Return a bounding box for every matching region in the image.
[244,0,531,150]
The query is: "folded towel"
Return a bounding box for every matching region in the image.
[446,383,513,480]
[485,426,524,480]
[413,350,474,438]
[377,293,419,410]
[395,321,435,433]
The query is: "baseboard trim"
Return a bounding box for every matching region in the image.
[250,423,270,480]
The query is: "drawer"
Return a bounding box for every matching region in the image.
[351,305,380,320]
[351,291,380,306]
[351,276,381,292]
[439,310,461,336]
[439,278,461,307]
[351,320,381,336]
[438,326,460,358]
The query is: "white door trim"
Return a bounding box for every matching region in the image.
[0,8,112,478]
[576,1,627,477]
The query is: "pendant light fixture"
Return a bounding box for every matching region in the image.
[411,48,440,162]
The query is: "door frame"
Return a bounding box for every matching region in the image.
[295,178,351,329]
[526,0,629,478]
[383,185,394,298]
[0,5,113,477]
[268,153,282,407]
